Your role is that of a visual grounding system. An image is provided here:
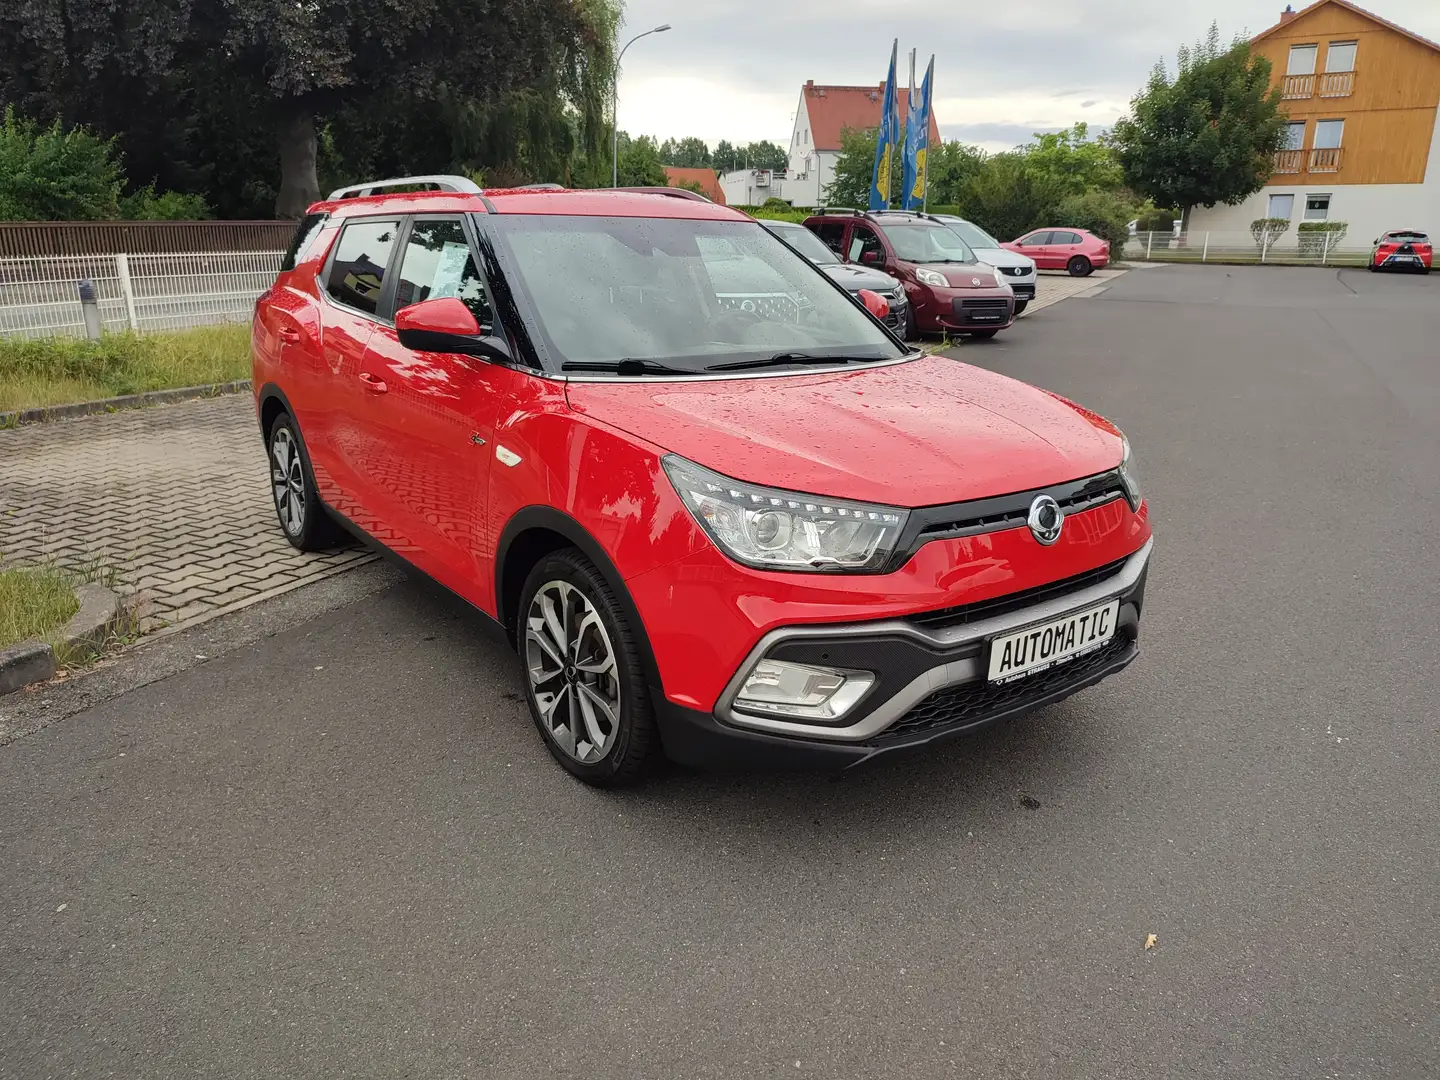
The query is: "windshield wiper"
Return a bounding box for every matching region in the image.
[704,352,882,373]
[561,358,692,376]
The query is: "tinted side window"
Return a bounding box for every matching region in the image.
[393,218,494,328]
[1021,232,1052,247]
[1053,231,1081,246]
[281,212,328,272]
[848,225,886,265]
[812,222,846,255]
[325,219,400,316]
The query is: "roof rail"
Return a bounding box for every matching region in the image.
[811,207,863,217]
[327,174,483,200]
[613,186,713,203]
[512,183,565,191]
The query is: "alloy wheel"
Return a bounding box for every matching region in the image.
[270,426,306,536]
[524,580,622,764]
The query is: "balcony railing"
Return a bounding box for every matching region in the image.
[1282,74,1315,98]
[1309,147,1343,172]
[1319,71,1355,97]
[1273,149,1305,174]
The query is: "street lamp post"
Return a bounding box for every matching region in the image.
[612,24,672,187]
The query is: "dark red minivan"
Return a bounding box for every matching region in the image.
[252,175,1152,786]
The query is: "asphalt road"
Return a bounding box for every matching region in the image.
[3,265,1438,1079]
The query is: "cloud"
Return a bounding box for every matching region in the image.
[1081,100,1100,108]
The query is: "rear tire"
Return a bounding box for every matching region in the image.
[518,548,659,787]
[1067,256,1093,277]
[266,412,342,552]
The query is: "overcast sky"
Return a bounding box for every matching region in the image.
[614,0,1440,153]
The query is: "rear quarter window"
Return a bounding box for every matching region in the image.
[280,213,329,272]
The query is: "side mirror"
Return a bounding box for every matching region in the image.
[859,250,882,266]
[395,297,512,363]
[857,289,890,320]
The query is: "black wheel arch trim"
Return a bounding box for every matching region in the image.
[256,382,298,438]
[495,505,666,695]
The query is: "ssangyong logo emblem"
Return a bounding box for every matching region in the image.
[1027,495,1064,546]
[971,277,982,286]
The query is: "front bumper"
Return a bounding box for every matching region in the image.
[655,539,1151,771]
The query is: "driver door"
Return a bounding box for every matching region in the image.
[846,224,889,271]
[1015,231,1054,268]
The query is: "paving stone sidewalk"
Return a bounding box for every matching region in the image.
[1023,267,1127,315]
[0,396,374,635]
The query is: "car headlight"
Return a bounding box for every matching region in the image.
[1120,437,1143,511]
[914,267,948,288]
[662,456,909,573]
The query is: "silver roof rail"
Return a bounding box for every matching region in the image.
[327,174,483,200]
[613,186,712,203]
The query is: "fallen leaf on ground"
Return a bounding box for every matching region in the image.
[1144,933,1158,950]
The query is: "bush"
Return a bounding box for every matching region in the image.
[0,106,122,221]
[1250,217,1290,252]
[761,197,791,209]
[1135,206,1177,232]
[119,185,213,220]
[1296,220,1348,257]
[1055,189,1135,253]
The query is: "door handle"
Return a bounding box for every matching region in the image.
[358,372,388,393]
[278,327,302,344]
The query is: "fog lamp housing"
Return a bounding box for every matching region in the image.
[732,659,875,721]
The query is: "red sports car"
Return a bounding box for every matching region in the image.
[252,177,1151,785]
[1003,228,1110,276]
[1370,230,1432,272]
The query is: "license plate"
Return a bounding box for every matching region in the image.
[987,599,1120,683]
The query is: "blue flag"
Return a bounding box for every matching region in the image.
[868,41,900,211]
[902,56,933,211]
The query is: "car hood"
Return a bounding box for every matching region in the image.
[564,355,1122,507]
[915,264,1001,289]
[971,246,1034,271]
[819,263,900,291]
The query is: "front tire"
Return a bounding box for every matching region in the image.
[266,413,341,551]
[519,549,659,787]
[1067,255,1093,277]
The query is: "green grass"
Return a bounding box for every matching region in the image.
[0,323,251,413]
[0,564,80,649]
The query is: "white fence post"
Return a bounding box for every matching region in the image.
[1322,231,1332,265]
[115,253,140,332]
[1146,232,1154,260]
[1203,232,1210,262]
[1261,231,1270,263]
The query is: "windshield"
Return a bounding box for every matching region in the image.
[876,222,976,264]
[940,219,1000,250]
[489,216,904,373]
[764,222,839,265]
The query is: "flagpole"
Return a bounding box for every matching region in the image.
[923,56,934,213]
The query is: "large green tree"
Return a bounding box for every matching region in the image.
[659,136,711,168]
[0,0,620,218]
[1110,23,1286,227]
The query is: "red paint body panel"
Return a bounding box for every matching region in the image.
[627,498,1150,710]
[565,355,1123,506]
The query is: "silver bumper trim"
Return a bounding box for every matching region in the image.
[716,538,1153,742]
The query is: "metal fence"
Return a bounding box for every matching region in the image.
[0,220,295,259]
[1120,230,1372,267]
[0,250,284,339]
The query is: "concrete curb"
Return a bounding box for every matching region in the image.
[1,380,251,428]
[0,583,124,696]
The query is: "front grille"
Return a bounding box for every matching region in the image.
[911,471,1128,547]
[877,634,1131,743]
[1012,284,1036,298]
[999,266,1028,277]
[908,557,1128,630]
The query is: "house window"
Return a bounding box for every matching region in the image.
[1313,119,1344,148]
[1284,121,1306,150]
[1326,42,1357,72]
[1287,44,1317,74]
[1304,194,1331,220]
[1268,193,1295,219]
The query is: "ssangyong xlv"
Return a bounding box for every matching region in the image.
[252,176,1152,786]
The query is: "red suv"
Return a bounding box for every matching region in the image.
[803,209,1016,338]
[252,175,1152,786]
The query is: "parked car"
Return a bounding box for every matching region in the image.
[757,218,910,335]
[1369,229,1432,272]
[1004,229,1110,276]
[253,176,1151,786]
[928,214,1037,314]
[803,208,1015,338]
